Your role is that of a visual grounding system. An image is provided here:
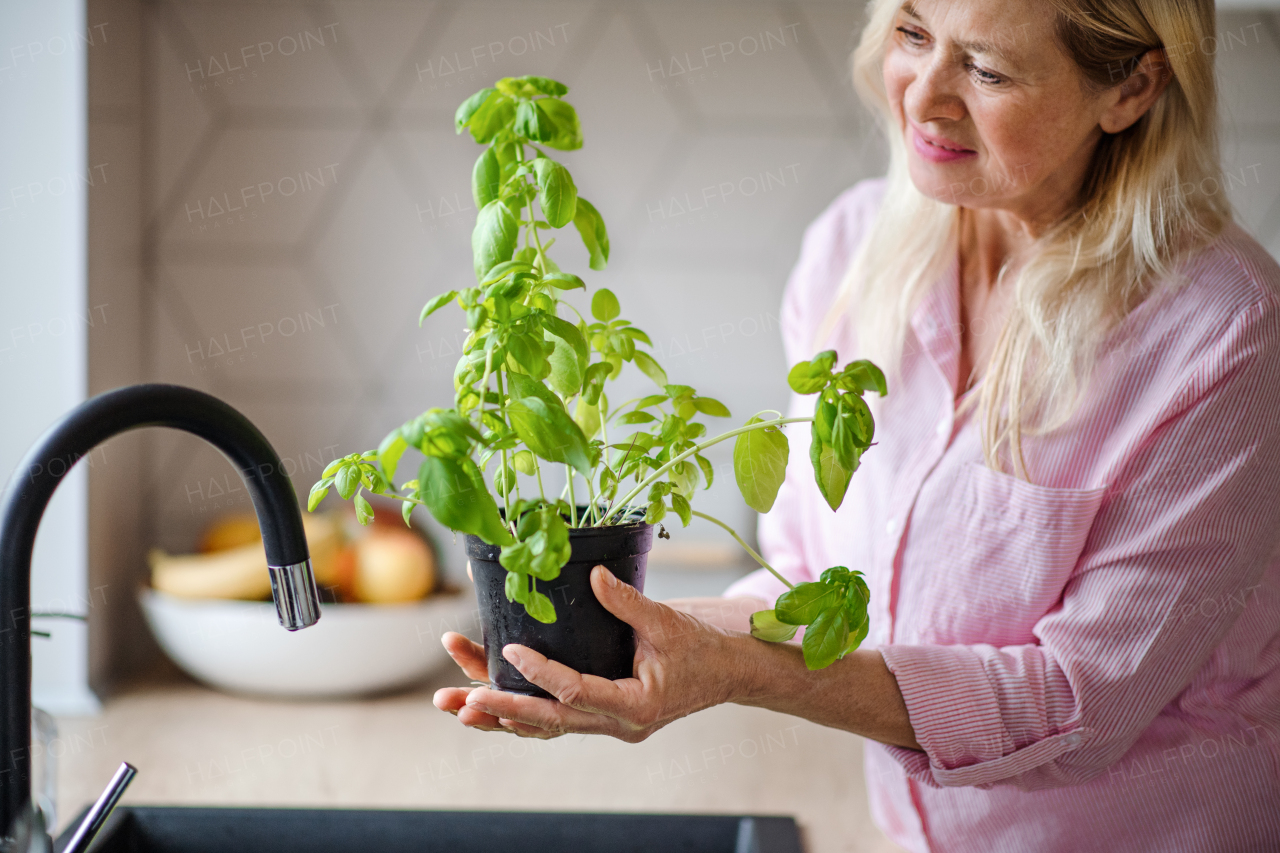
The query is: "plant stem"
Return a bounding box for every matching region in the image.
[600,416,810,525]
[492,361,515,532]
[566,465,578,526]
[585,474,599,526]
[689,510,793,590]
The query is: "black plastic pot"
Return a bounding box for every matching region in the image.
[466,514,653,699]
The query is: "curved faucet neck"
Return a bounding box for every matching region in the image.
[0,384,318,838]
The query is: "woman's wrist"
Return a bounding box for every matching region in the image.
[719,633,921,750]
[721,628,792,706]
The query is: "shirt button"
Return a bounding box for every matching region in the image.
[936,420,949,437]
[886,519,897,534]
[1063,733,1083,748]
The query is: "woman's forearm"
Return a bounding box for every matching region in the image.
[725,633,922,750]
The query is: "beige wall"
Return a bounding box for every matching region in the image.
[87,2,1280,688]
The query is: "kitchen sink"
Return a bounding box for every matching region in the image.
[55,806,803,853]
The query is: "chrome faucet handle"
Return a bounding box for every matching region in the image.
[58,762,136,853]
[269,560,321,630]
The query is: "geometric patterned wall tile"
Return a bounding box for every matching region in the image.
[168,1,366,110]
[137,1,1280,559]
[160,126,360,246]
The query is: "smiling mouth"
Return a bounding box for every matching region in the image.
[920,134,972,153]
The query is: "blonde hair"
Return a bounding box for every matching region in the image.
[841,0,1229,477]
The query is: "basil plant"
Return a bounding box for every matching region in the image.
[309,76,886,670]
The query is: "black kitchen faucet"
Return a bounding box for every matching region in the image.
[0,385,320,842]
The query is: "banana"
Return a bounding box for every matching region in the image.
[151,512,343,600]
[150,542,272,600]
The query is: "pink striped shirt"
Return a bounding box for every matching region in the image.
[726,179,1280,852]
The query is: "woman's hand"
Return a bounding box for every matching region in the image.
[432,566,753,742]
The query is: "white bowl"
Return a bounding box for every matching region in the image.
[139,587,480,699]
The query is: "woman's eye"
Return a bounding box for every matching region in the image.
[966,63,1004,85]
[895,26,927,46]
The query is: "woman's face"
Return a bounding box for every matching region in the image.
[883,0,1115,227]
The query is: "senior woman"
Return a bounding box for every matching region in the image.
[435,0,1280,849]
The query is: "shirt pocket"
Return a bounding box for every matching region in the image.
[909,462,1107,646]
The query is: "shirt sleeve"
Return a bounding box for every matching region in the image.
[724,180,884,603]
[879,295,1280,791]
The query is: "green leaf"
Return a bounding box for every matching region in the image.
[506,369,565,410]
[493,465,517,495]
[635,394,668,410]
[505,569,529,603]
[844,609,870,656]
[670,492,692,527]
[622,327,653,347]
[416,456,513,545]
[531,159,578,228]
[507,397,595,476]
[376,433,408,482]
[591,288,620,322]
[472,147,501,210]
[335,464,361,500]
[572,197,609,270]
[616,411,656,425]
[693,396,730,418]
[506,332,551,380]
[632,351,668,388]
[514,100,545,141]
[845,394,875,447]
[733,417,790,513]
[306,479,331,512]
[455,87,496,133]
[354,493,374,526]
[573,397,601,439]
[801,607,849,671]
[811,350,838,373]
[420,291,458,326]
[466,91,515,143]
[525,589,557,623]
[776,581,844,625]
[482,260,534,284]
[534,98,582,151]
[750,609,799,643]
[544,272,585,290]
[645,498,667,524]
[541,314,589,371]
[496,75,568,98]
[840,359,888,397]
[695,453,715,488]
[472,200,519,282]
[664,384,694,399]
[581,361,611,406]
[401,499,415,526]
[810,423,855,511]
[787,360,832,395]
[546,330,584,397]
[513,449,537,475]
[516,507,571,580]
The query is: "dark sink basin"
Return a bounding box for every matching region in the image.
[56,806,803,853]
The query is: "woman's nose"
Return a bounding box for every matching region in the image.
[904,56,966,126]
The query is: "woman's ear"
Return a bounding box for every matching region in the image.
[1099,49,1172,134]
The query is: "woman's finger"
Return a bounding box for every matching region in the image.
[465,686,620,737]
[433,686,471,714]
[590,565,670,635]
[502,643,638,718]
[498,718,563,739]
[441,631,490,682]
